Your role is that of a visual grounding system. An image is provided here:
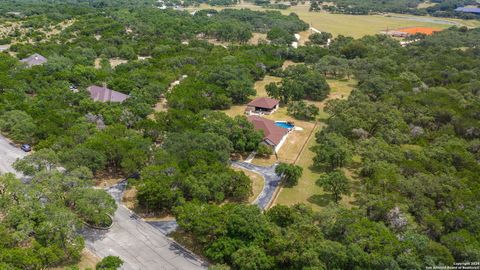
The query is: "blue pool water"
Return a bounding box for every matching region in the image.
[275,122,294,129]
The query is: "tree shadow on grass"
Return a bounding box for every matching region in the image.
[308,162,327,174]
[307,193,334,207]
[317,118,329,124]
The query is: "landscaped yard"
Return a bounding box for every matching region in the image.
[251,106,316,166]
[272,78,356,211]
[224,74,357,169]
[223,72,318,166]
[220,71,358,210]
[272,123,325,211]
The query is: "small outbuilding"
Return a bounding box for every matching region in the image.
[87,85,129,103]
[247,115,289,152]
[455,7,480,14]
[245,97,280,115]
[20,53,48,67]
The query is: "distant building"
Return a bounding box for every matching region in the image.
[20,53,48,67]
[0,45,10,52]
[5,12,23,18]
[247,115,289,152]
[87,85,129,103]
[245,97,280,115]
[381,27,442,38]
[455,7,480,14]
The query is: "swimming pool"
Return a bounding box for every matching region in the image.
[275,121,294,129]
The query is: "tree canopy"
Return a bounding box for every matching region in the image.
[0,1,479,269]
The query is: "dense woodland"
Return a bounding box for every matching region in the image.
[0,3,307,268]
[0,0,480,269]
[174,29,480,269]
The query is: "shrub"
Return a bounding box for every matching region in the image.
[96,256,123,270]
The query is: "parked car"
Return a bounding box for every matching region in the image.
[21,144,31,152]
[126,172,140,180]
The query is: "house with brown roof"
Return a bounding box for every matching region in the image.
[245,97,279,115]
[20,53,48,67]
[248,115,289,152]
[87,85,129,103]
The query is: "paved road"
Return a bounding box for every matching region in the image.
[232,161,281,210]
[148,221,179,235]
[0,135,205,269]
[0,135,26,178]
[149,161,282,235]
[83,181,207,270]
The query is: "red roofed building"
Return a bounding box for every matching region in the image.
[381,27,442,38]
[87,85,129,103]
[246,97,280,115]
[248,115,289,152]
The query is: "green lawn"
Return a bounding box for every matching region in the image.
[272,123,326,211]
[273,79,356,211]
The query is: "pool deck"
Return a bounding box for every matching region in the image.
[275,121,295,130]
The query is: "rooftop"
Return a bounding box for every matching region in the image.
[396,27,442,35]
[20,53,48,67]
[455,7,480,14]
[247,115,288,146]
[87,85,129,103]
[248,97,279,109]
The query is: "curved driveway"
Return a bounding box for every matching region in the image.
[0,135,274,268]
[232,161,281,210]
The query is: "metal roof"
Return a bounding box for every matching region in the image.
[455,7,480,14]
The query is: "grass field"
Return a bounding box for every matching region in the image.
[271,122,325,211]
[272,78,356,210]
[187,3,480,39]
[417,1,437,8]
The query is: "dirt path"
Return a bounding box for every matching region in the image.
[149,75,187,119]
